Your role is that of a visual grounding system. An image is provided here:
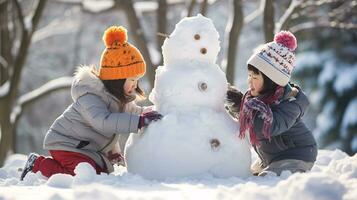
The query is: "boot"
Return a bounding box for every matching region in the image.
[20,153,39,181]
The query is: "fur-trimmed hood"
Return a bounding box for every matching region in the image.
[71,66,110,102]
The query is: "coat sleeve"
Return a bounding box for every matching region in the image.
[75,93,140,136]
[254,90,310,137]
[125,101,145,115]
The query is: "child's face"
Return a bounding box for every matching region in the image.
[124,76,140,96]
[248,70,264,97]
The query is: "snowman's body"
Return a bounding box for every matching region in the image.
[124,15,251,180]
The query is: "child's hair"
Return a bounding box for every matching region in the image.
[247,64,278,95]
[102,79,145,104]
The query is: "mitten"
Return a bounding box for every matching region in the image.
[225,84,243,116]
[108,151,124,165]
[138,111,163,129]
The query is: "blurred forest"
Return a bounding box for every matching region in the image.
[0,0,356,166]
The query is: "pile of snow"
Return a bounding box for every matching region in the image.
[0,149,356,200]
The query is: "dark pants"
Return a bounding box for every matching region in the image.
[32,150,107,178]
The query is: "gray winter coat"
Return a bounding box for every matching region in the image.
[253,87,317,165]
[43,66,144,173]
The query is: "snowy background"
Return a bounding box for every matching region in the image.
[9,0,356,156]
[1,0,357,199]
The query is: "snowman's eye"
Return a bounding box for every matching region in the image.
[198,82,208,91]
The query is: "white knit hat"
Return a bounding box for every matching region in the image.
[247,31,297,86]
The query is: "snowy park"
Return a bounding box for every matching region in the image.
[1,0,356,200]
[0,150,356,200]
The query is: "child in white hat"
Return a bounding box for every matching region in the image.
[227,31,317,176]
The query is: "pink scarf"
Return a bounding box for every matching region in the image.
[238,86,284,146]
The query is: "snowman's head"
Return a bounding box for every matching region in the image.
[162,14,220,67]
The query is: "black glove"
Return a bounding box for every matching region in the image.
[138,111,163,129]
[225,84,243,117]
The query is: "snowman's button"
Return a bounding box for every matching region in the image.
[200,48,207,54]
[198,82,207,91]
[194,34,200,40]
[210,138,220,150]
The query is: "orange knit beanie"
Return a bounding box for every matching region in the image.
[99,26,146,80]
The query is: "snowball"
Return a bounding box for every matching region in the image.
[73,162,96,184]
[46,173,73,188]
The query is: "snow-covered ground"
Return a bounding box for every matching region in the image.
[0,149,356,200]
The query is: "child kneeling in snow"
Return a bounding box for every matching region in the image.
[20,26,162,180]
[226,31,317,176]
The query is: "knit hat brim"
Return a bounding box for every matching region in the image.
[247,53,289,86]
[99,61,146,80]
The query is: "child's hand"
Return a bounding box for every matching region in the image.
[108,151,124,165]
[290,87,299,98]
[287,83,300,98]
[226,84,243,106]
[138,111,163,129]
[225,84,243,117]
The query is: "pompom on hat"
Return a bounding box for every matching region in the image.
[99,26,146,80]
[247,31,297,86]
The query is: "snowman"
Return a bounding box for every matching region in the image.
[124,14,251,180]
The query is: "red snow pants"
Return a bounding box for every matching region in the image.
[32,150,107,178]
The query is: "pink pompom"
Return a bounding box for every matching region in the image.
[274,31,297,50]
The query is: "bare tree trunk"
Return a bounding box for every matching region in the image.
[200,0,208,16]
[0,97,13,166]
[186,0,196,17]
[120,0,155,88]
[0,0,47,166]
[225,0,243,85]
[157,0,167,66]
[0,1,11,85]
[264,0,275,42]
[0,0,15,166]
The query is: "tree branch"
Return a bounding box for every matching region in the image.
[185,0,196,17]
[12,0,26,33]
[0,56,7,69]
[290,21,357,34]
[119,0,155,88]
[9,0,47,104]
[0,1,12,85]
[200,0,208,16]
[11,76,72,124]
[224,0,244,84]
[29,0,47,34]
[80,2,118,14]
[263,0,274,42]
[32,17,79,43]
[0,81,10,99]
[156,0,167,66]
[275,0,301,33]
[244,0,265,24]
